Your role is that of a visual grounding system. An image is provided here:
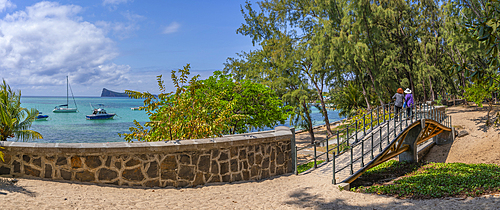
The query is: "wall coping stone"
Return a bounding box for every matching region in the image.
[0,126,293,155]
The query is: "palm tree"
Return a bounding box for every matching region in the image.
[0,79,42,142]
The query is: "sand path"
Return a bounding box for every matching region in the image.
[2,105,500,209]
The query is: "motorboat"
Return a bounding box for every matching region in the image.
[35,112,49,121]
[53,76,78,113]
[131,107,141,110]
[86,104,115,120]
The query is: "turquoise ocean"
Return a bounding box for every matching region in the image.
[14,97,343,143]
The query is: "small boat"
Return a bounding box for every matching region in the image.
[53,76,78,113]
[35,112,49,121]
[131,107,141,110]
[86,104,115,120]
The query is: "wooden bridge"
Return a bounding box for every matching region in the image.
[291,103,455,189]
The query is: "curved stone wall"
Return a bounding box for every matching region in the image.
[0,127,293,187]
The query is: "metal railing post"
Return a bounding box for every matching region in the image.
[332,151,336,184]
[337,131,340,155]
[383,104,386,122]
[350,144,354,175]
[291,127,297,175]
[314,142,317,169]
[361,138,364,167]
[355,120,358,143]
[387,121,390,144]
[363,114,366,136]
[370,109,373,131]
[346,127,350,146]
[326,135,329,162]
[371,132,374,159]
[379,125,383,152]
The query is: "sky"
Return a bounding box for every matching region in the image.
[0,0,257,96]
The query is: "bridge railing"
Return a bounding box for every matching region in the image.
[292,102,452,182]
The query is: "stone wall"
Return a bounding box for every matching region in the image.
[0,127,293,187]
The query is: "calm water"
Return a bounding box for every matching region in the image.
[13,97,343,143]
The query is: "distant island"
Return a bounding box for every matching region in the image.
[101,88,129,97]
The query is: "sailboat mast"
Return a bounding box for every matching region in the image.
[66,76,69,106]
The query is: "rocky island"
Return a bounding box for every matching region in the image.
[100,88,129,97]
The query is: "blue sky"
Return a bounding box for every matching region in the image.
[0,0,256,96]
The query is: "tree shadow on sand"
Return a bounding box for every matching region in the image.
[0,178,36,197]
[283,186,500,209]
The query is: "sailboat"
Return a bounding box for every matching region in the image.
[53,76,78,113]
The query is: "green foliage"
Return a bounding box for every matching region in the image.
[331,82,366,118]
[352,161,500,199]
[0,79,42,142]
[297,160,325,174]
[121,64,290,141]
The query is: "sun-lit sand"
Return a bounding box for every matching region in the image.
[2,105,500,209]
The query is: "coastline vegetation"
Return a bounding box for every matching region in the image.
[351,160,500,199]
[121,64,292,141]
[0,79,42,142]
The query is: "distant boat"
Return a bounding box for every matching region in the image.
[35,112,49,121]
[53,76,78,113]
[86,104,115,120]
[131,107,140,110]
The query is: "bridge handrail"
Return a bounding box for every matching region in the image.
[292,102,452,180]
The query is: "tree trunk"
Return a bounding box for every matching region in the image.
[428,75,435,101]
[302,102,316,144]
[422,76,427,102]
[359,78,372,110]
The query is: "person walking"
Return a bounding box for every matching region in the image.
[392,88,405,121]
[404,88,414,119]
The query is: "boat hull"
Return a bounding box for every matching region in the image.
[35,115,49,121]
[86,113,115,120]
[53,108,78,113]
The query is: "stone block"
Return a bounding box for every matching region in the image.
[161,170,176,180]
[1,154,11,164]
[230,159,238,172]
[261,169,269,179]
[71,156,83,169]
[222,174,230,182]
[23,155,30,163]
[276,166,284,175]
[255,153,263,165]
[198,155,210,173]
[277,152,284,165]
[160,155,177,171]
[262,157,270,169]
[125,158,141,167]
[60,169,71,180]
[242,170,249,180]
[178,165,195,181]
[13,161,20,173]
[232,173,242,182]
[219,151,228,161]
[220,162,229,175]
[230,147,238,158]
[0,166,10,175]
[210,160,219,174]
[179,154,191,165]
[193,172,205,186]
[98,168,118,181]
[56,157,67,166]
[75,170,95,182]
[24,165,41,177]
[144,179,159,187]
[270,161,276,174]
[239,149,247,160]
[33,158,41,168]
[115,161,122,170]
[250,165,260,178]
[123,167,144,181]
[177,181,190,188]
[209,175,221,183]
[105,156,112,167]
[211,149,220,159]
[85,156,102,169]
[44,164,52,178]
[147,161,159,178]
[248,152,255,166]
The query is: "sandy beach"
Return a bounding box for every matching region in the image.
[2,105,500,209]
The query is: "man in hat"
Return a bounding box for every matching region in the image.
[404,88,414,119]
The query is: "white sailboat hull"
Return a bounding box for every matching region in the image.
[53,108,78,113]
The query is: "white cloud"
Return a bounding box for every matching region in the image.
[162,22,180,34]
[95,11,144,40]
[102,0,130,6]
[0,0,15,12]
[0,1,130,92]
